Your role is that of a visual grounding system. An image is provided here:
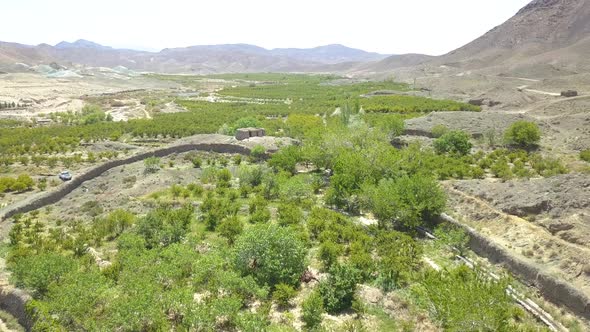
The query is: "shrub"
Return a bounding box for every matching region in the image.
[434,130,472,155]
[490,158,512,180]
[319,241,343,271]
[249,207,271,224]
[504,121,541,148]
[231,117,260,134]
[319,263,361,313]
[136,204,194,248]
[434,224,469,255]
[431,124,449,138]
[201,196,237,230]
[218,216,243,245]
[233,224,307,287]
[420,266,512,331]
[144,156,161,173]
[277,203,303,226]
[268,146,301,174]
[581,150,590,162]
[302,291,324,329]
[250,145,266,162]
[376,231,422,290]
[11,253,78,296]
[217,168,232,187]
[363,175,446,229]
[100,209,135,237]
[272,283,297,307]
[191,157,202,168]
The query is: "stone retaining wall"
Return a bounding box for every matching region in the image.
[441,213,590,320]
[0,143,251,221]
[0,287,32,330]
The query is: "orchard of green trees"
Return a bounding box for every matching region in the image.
[0,174,34,193]
[1,73,572,331]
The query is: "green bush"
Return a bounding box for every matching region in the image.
[136,204,194,248]
[272,283,297,307]
[434,224,469,256]
[376,231,422,290]
[233,224,307,287]
[363,175,446,229]
[144,156,161,173]
[277,203,303,226]
[191,157,202,168]
[434,130,472,156]
[319,263,361,313]
[319,240,344,271]
[419,266,512,331]
[250,145,266,162]
[581,150,590,162]
[302,291,324,329]
[431,124,449,138]
[201,195,238,230]
[268,145,301,174]
[218,215,244,245]
[217,168,233,187]
[11,253,78,297]
[504,121,541,148]
[249,207,271,224]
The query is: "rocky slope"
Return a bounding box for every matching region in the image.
[365,0,590,76]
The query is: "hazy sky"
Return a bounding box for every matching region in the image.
[3,0,531,55]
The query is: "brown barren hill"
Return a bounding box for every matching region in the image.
[440,0,590,72]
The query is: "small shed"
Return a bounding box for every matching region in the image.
[235,128,266,141]
[561,90,578,97]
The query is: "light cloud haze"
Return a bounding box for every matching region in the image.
[3,0,531,55]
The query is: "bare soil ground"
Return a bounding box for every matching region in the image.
[443,179,590,301]
[0,73,181,121]
[450,174,590,247]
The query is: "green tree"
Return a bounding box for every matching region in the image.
[504,121,541,148]
[434,130,473,155]
[268,145,301,174]
[319,240,343,271]
[277,203,303,226]
[230,117,260,134]
[11,253,78,296]
[302,291,324,329]
[135,204,194,248]
[284,114,323,139]
[319,263,361,313]
[363,175,446,229]
[376,231,423,290]
[233,224,307,287]
[217,215,244,245]
[272,283,297,307]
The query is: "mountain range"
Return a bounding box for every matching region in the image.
[0,40,390,74]
[1,0,588,76]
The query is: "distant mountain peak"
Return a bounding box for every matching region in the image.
[55,39,111,50]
